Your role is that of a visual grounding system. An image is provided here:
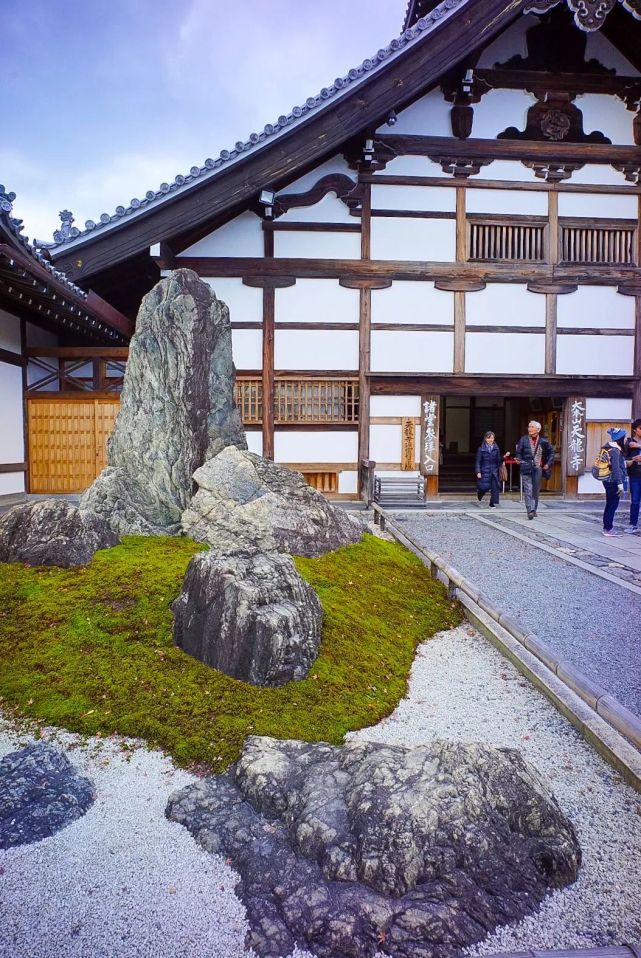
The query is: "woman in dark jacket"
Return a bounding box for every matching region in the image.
[475,430,502,507]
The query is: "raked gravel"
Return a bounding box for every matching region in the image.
[1,621,640,957]
[393,511,641,718]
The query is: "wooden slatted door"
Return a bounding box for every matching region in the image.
[27,398,120,493]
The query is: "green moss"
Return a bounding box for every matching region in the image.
[0,533,460,771]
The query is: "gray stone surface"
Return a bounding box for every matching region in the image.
[0,742,95,848]
[172,550,322,685]
[181,446,363,557]
[82,269,246,535]
[166,735,581,958]
[0,498,118,566]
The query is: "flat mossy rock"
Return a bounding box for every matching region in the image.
[167,735,581,958]
[181,446,363,557]
[0,499,118,567]
[172,550,322,686]
[82,269,246,536]
[0,742,95,848]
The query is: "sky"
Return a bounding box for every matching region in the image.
[3,0,404,244]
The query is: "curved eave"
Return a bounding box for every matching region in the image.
[51,0,524,283]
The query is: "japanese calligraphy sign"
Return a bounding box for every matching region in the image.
[421,396,440,476]
[401,418,416,471]
[566,397,586,476]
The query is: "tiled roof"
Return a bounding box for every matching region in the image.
[48,0,466,251]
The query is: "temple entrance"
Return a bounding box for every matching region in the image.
[438,396,562,494]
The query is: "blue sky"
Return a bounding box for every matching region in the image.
[3,0,403,243]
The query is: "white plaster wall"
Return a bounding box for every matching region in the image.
[569,165,633,187]
[466,285,545,327]
[204,278,263,323]
[585,30,640,76]
[27,359,58,390]
[371,282,453,326]
[370,219,455,261]
[585,398,632,420]
[373,156,449,177]
[280,193,356,224]
[0,473,25,495]
[274,230,361,259]
[557,287,635,329]
[231,329,262,369]
[275,280,359,324]
[575,94,635,145]
[338,470,358,494]
[370,424,402,462]
[180,211,263,257]
[275,330,358,370]
[370,185,456,212]
[465,333,545,374]
[274,430,357,463]
[476,161,538,183]
[477,14,531,68]
[279,156,353,194]
[0,363,25,465]
[473,90,535,140]
[26,323,58,348]
[466,188,547,216]
[558,192,638,218]
[370,396,421,417]
[245,431,263,455]
[375,88,451,136]
[0,308,20,352]
[371,330,454,373]
[556,336,633,375]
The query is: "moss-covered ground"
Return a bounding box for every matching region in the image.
[0,533,461,771]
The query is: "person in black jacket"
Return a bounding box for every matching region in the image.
[514,420,555,520]
[475,430,502,508]
[623,418,641,534]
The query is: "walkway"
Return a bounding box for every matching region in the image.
[391,502,641,721]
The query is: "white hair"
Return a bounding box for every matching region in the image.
[528,420,542,431]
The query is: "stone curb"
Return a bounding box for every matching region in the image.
[375,507,641,788]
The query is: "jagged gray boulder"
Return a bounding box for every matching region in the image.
[172,550,322,685]
[167,735,581,958]
[181,446,363,557]
[82,269,246,535]
[0,499,118,567]
[0,742,95,848]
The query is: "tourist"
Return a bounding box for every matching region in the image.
[514,420,554,520]
[624,418,641,534]
[475,431,502,507]
[600,427,628,537]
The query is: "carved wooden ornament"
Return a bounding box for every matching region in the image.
[524,0,641,32]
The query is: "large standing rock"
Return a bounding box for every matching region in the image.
[167,735,581,958]
[82,269,246,535]
[0,742,95,848]
[172,550,322,685]
[181,446,363,557]
[0,499,118,566]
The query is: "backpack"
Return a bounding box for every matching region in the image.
[591,446,612,481]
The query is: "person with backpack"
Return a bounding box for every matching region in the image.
[623,418,641,534]
[595,427,628,537]
[514,420,555,520]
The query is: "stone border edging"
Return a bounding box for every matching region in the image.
[372,506,641,791]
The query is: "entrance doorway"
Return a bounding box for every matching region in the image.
[438,396,562,494]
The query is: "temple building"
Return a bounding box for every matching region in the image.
[2,0,641,500]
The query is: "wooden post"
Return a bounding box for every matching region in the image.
[262,230,275,459]
[545,293,557,375]
[20,318,29,493]
[548,190,559,265]
[634,195,641,419]
[454,186,466,374]
[358,183,372,484]
[420,394,440,498]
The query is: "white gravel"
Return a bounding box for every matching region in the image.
[2,622,640,957]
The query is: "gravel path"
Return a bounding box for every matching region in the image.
[393,512,641,718]
[350,624,641,952]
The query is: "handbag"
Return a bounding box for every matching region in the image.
[499,461,508,484]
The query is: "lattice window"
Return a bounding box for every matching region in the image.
[560,223,636,265]
[235,378,359,425]
[468,219,547,262]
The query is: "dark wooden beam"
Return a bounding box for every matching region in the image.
[25,346,129,358]
[0,462,27,474]
[0,347,26,367]
[262,230,275,459]
[369,374,634,398]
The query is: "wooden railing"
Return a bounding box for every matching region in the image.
[235,377,359,425]
[560,221,636,265]
[468,217,547,263]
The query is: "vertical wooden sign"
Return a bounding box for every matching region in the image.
[401,418,415,471]
[421,396,440,498]
[566,396,586,476]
